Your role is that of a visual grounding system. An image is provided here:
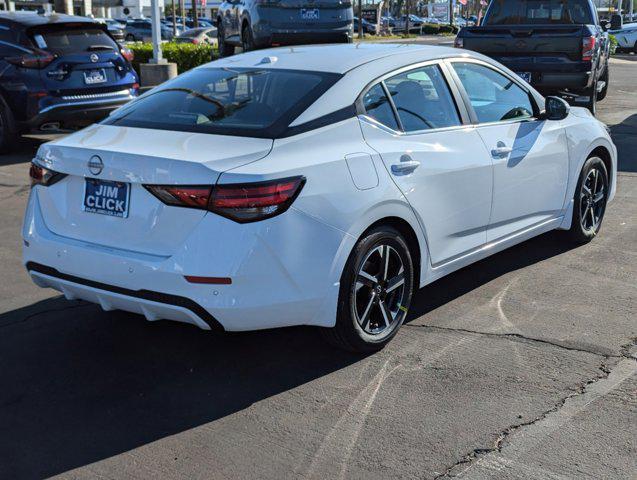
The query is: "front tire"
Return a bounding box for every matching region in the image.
[0,101,18,154]
[217,25,235,57]
[321,226,414,353]
[567,156,609,244]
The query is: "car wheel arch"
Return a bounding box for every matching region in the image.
[588,145,613,192]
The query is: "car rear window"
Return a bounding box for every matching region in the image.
[30,25,118,54]
[485,0,595,25]
[104,67,341,138]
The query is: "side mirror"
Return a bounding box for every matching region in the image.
[600,19,609,31]
[610,14,623,30]
[542,96,570,121]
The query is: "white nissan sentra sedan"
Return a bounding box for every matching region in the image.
[23,44,617,352]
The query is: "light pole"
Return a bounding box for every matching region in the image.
[150,0,164,64]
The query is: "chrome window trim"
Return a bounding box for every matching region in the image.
[38,95,135,114]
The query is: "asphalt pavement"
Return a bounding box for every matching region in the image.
[0,54,635,480]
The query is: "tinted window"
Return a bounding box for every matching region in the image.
[31,26,117,55]
[452,62,535,123]
[105,67,340,138]
[384,65,460,132]
[362,84,399,130]
[485,0,594,25]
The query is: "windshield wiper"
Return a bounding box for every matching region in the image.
[86,45,114,51]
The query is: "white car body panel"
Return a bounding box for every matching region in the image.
[22,44,618,333]
[611,24,637,50]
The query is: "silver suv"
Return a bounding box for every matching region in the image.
[216,0,353,56]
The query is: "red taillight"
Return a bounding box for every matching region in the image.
[7,49,55,69]
[120,47,134,63]
[29,162,66,187]
[582,36,596,62]
[143,185,212,209]
[192,38,200,44]
[210,177,305,223]
[144,177,305,223]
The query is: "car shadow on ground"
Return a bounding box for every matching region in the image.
[610,113,637,173]
[0,230,579,479]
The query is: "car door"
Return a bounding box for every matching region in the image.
[359,62,494,266]
[447,60,569,243]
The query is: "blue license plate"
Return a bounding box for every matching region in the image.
[300,8,319,20]
[83,179,130,218]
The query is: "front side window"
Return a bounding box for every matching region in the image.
[362,84,399,130]
[105,67,340,138]
[384,64,461,132]
[451,62,535,124]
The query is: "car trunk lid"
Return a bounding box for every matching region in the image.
[35,124,273,256]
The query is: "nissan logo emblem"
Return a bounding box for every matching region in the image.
[88,155,104,175]
[90,53,99,63]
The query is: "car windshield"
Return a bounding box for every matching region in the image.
[485,0,594,25]
[30,25,118,54]
[104,67,341,138]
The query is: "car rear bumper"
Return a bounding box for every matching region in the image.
[252,24,352,46]
[23,90,137,131]
[22,187,349,332]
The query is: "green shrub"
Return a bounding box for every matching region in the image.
[421,23,441,35]
[609,34,618,55]
[128,42,216,75]
[438,24,459,35]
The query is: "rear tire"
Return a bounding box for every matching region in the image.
[321,226,414,353]
[0,101,17,154]
[241,24,255,52]
[634,41,637,54]
[597,65,609,101]
[585,76,598,115]
[566,156,609,244]
[217,25,235,57]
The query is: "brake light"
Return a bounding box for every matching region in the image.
[7,49,55,69]
[120,46,134,63]
[210,177,305,223]
[454,37,464,48]
[582,36,596,62]
[143,185,212,209]
[144,177,305,223]
[192,38,200,44]
[29,162,66,187]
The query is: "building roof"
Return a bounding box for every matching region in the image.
[0,12,97,27]
[209,43,461,74]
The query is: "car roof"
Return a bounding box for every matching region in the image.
[210,43,463,74]
[0,12,97,27]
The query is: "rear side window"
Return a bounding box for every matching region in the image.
[30,26,117,55]
[362,84,399,130]
[105,67,341,138]
[451,62,534,124]
[485,0,594,25]
[384,64,461,132]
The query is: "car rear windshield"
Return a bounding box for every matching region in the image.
[104,67,341,138]
[29,24,118,55]
[485,0,595,25]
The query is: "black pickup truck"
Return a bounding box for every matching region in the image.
[455,0,610,114]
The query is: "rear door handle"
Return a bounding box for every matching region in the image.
[491,142,512,158]
[391,155,420,175]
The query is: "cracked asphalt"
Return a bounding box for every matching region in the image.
[1,56,635,480]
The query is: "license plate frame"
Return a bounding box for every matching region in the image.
[516,71,532,83]
[84,68,107,85]
[300,8,320,20]
[83,178,130,218]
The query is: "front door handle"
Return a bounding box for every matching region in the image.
[391,155,420,175]
[491,142,512,158]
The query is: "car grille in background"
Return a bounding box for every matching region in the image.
[61,89,132,101]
